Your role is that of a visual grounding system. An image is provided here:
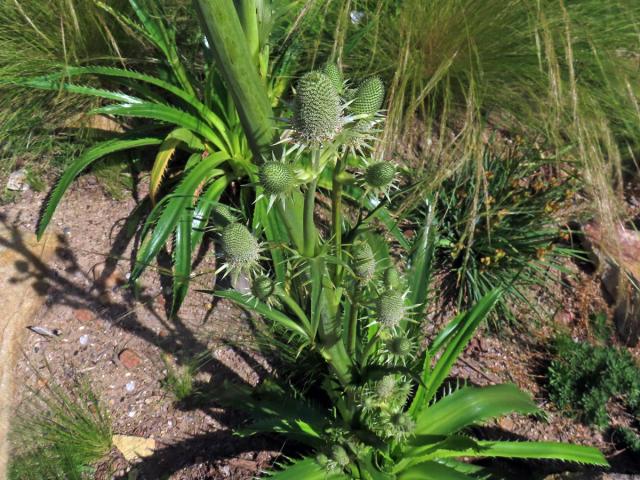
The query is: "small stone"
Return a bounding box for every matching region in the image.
[74,308,94,322]
[112,434,156,461]
[119,349,142,369]
[125,381,136,393]
[79,334,90,346]
[6,169,28,191]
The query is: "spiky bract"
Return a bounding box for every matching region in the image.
[293,71,341,144]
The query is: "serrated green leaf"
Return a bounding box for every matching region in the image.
[93,102,228,154]
[212,289,310,340]
[171,208,192,317]
[430,440,608,466]
[397,461,474,480]
[132,153,228,281]
[414,384,538,437]
[37,137,162,239]
[191,176,229,250]
[421,288,502,404]
[266,457,347,479]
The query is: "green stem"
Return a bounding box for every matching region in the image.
[275,286,311,334]
[332,152,346,283]
[347,286,360,356]
[276,199,302,251]
[193,0,274,160]
[303,149,320,257]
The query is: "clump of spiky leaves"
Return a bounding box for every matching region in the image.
[547,334,640,430]
[208,64,607,479]
[17,0,302,316]
[433,142,583,327]
[9,376,112,480]
[292,71,342,145]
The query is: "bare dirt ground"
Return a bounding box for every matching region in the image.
[2,174,639,479]
[3,176,278,479]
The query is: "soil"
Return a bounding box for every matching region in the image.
[3,174,640,479]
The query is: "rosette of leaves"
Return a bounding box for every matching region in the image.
[14,0,286,316]
[208,69,607,478]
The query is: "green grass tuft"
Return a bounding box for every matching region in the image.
[8,376,112,480]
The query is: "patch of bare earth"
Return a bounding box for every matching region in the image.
[3,176,280,479]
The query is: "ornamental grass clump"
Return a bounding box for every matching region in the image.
[208,65,607,479]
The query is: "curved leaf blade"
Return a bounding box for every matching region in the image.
[131,153,228,281]
[93,102,228,153]
[212,289,310,340]
[37,137,162,239]
[414,384,539,437]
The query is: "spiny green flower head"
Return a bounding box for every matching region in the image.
[386,336,412,357]
[365,161,396,189]
[376,289,406,329]
[385,335,414,366]
[331,445,350,468]
[375,374,397,401]
[220,223,261,278]
[323,63,344,94]
[387,411,416,441]
[352,241,376,282]
[293,71,341,145]
[349,76,385,117]
[384,267,401,291]
[251,275,275,302]
[211,203,237,226]
[258,161,295,196]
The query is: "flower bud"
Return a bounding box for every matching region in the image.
[376,290,405,329]
[323,63,343,94]
[350,77,384,117]
[221,223,260,272]
[251,275,275,301]
[365,161,396,189]
[352,241,376,281]
[258,161,294,196]
[293,71,341,144]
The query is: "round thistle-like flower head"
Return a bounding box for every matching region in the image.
[323,63,344,94]
[352,241,376,282]
[375,374,397,402]
[384,267,401,291]
[376,290,406,329]
[211,203,237,226]
[293,71,341,144]
[365,161,396,189]
[385,336,413,365]
[387,411,415,441]
[251,275,275,302]
[220,223,261,277]
[350,77,385,117]
[386,336,412,357]
[258,161,295,196]
[330,445,350,468]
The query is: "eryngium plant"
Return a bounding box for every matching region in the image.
[210,66,608,479]
[14,0,283,316]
